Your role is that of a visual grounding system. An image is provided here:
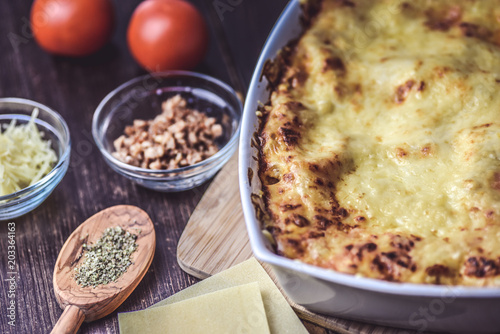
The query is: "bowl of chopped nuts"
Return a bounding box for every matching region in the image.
[92,71,242,192]
[0,98,71,220]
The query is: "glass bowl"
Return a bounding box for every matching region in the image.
[92,71,242,192]
[0,98,71,220]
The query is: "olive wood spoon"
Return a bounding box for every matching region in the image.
[51,205,156,334]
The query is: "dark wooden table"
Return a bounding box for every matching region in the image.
[0,1,334,333]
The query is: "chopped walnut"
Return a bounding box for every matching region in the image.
[112,94,223,170]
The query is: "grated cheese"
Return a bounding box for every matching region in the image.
[0,109,57,196]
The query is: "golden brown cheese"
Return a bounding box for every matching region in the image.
[259,0,500,286]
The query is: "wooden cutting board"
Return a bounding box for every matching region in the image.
[177,153,416,334]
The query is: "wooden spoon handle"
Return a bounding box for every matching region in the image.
[51,305,85,334]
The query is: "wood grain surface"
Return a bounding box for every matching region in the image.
[177,154,418,334]
[177,153,251,279]
[0,1,338,333]
[51,305,85,334]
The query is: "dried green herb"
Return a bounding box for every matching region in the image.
[74,226,138,288]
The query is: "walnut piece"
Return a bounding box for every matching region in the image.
[112,95,223,170]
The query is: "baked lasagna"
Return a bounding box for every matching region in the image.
[258,0,500,286]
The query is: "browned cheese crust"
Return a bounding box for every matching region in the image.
[258,0,500,286]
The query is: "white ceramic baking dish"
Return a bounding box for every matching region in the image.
[238,1,500,333]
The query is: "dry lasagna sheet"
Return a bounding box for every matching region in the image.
[259,0,500,286]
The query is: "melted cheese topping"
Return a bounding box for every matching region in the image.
[259,0,500,286]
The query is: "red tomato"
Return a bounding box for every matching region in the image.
[31,0,114,57]
[127,0,209,72]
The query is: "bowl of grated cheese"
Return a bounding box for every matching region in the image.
[0,98,71,220]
